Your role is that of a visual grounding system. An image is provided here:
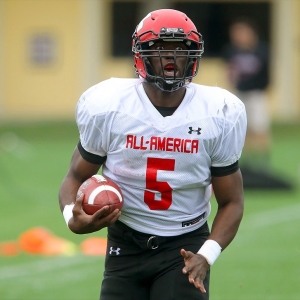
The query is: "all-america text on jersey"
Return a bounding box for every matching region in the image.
[126,134,200,153]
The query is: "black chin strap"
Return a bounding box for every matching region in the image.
[154,78,185,92]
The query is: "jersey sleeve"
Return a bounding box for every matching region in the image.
[211,89,247,167]
[75,86,108,157]
[210,161,239,177]
[77,141,107,164]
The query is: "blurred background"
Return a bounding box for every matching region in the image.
[0,1,299,299]
[0,0,299,123]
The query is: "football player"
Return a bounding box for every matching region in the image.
[59,9,247,300]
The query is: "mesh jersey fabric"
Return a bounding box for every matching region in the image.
[76,78,247,236]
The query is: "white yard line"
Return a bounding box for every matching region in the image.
[244,202,300,229]
[0,255,102,281]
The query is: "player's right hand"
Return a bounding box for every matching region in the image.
[68,193,121,234]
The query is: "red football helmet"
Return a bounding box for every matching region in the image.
[132,9,204,92]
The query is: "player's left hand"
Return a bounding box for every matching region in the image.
[181,248,210,293]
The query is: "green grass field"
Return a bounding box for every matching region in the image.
[0,121,299,300]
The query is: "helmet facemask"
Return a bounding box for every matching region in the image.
[133,27,204,92]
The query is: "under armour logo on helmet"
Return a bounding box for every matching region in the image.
[188,127,201,135]
[109,247,121,255]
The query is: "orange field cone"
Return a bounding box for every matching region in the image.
[19,227,52,254]
[18,227,77,256]
[0,241,20,256]
[80,237,107,256]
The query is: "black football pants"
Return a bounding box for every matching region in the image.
[99,220,210,300]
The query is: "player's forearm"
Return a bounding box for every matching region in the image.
[58,175,82,212]
[208,200,244,250]
[59,147,102,212]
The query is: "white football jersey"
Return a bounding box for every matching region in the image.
[76,78,247,236]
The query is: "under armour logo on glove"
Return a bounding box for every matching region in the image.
[109,247,121,255]
[188,127,201,135]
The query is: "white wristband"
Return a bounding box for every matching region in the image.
[63,204,75,227]
[197,240,222,266]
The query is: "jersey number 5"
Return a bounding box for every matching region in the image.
[144,157,175,210]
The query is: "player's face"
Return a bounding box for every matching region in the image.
[148,41,189,80]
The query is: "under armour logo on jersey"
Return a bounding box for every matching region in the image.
[109,247,121,255]
[188,127,201,135]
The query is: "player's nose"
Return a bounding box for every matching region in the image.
[162,51,175,61]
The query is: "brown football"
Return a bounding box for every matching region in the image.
[78,175,124,215]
